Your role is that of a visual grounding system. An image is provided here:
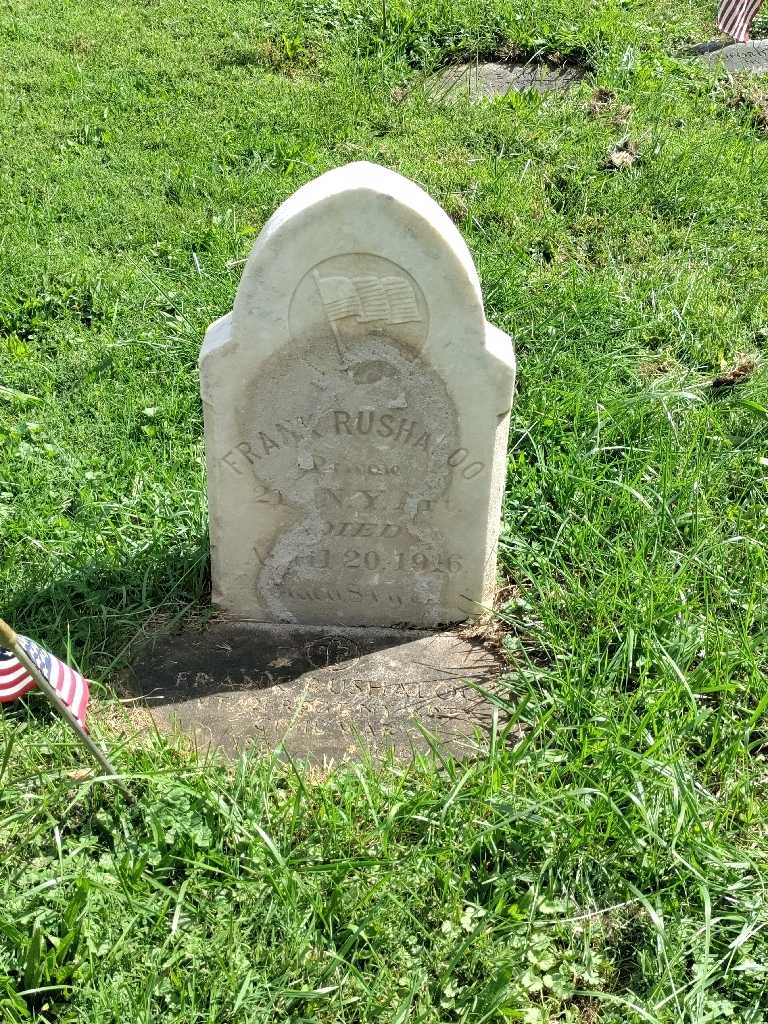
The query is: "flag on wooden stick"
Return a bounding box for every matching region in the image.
[0,619,129,797]
[718,0,764,42]
[0,634,90,728]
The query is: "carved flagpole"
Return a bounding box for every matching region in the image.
[313,269,349,365]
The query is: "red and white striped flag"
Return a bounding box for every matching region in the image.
[718,0,764,42]
[0,635,89,729]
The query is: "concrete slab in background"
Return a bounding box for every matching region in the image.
[428,61,584,103]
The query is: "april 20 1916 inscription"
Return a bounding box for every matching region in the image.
[211,251,485,625]
[230,330,470,624]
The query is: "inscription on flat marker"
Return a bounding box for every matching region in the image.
[200,162,516,627]
[124,624,506,762]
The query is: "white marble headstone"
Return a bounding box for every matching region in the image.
[200,162,515,627]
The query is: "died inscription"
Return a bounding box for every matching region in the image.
[222,309,476,623]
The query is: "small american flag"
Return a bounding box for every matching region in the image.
[718,0,764,42]
[0,635,89,729]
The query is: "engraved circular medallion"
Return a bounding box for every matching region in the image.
[289,254,430,361]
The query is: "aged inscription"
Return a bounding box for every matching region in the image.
[173,669,476,705]
[235,330,462,624]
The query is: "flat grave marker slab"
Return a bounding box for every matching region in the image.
[428,61,584,103]
[689,39,768,72]
[122,623,508,763]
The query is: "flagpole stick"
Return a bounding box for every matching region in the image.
[0,619,130,798]
[312,269,347,366]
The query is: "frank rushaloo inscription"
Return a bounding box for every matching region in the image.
[200,162,516,627]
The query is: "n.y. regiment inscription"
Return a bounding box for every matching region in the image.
[200,162,515,627]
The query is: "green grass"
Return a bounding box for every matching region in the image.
[2,0,768,1020]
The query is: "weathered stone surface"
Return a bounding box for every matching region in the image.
[690,39,768,72]
[428,61,584,103]
[200,162,516,627]
[121,623,507,763]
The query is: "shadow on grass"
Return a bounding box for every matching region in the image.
[2,534,212,681]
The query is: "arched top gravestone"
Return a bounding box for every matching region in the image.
[200,162,516,627]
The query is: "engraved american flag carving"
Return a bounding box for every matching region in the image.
[718,0,764,42]
[0,635,90,728]
[314,272,421,325]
